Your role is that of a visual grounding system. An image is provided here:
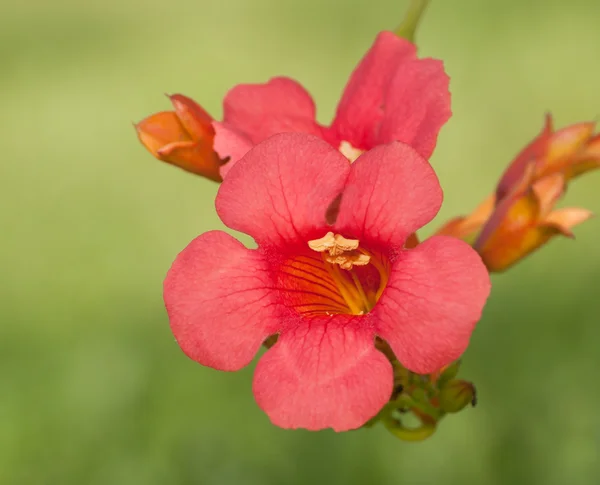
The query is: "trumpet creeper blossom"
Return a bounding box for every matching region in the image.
[216,31,450,176]
[136,32,450,180]
[164,133,489,431]
[132,31,449,180]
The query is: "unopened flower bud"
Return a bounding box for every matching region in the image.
[439,379,476,414]
[135,94,224,181]
[474,172,592,272]
[436,115,597,271]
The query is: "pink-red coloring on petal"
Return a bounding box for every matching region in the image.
[135,31,450,181]
[216,31,450,177]
[163,133,490,432]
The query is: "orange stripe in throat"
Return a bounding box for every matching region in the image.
[277,237,390,317]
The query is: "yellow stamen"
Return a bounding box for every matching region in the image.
[351,271,373,312]
[327,252,371,270]
[358,248,389,300]
[321,256,364,315]
[308,231,358,256]
[307,232,389,315]
[308,232,370,270]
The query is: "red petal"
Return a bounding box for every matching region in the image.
[373,236,490,374]
[216,133,351,248]
[223,77,323,143]
[253,316,392,431]
[376,59,451,158]
[334,141,442,249]
[164,231,281,371]
[212,121,254,178]
[329,32,417,149]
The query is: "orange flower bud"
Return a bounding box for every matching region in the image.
[135,94,224,182]
[436,116,596,272]
[474,172,592,272]
[565,133,600,180]
[497,114,600,201]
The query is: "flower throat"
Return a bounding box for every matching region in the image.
[278,232,389,317]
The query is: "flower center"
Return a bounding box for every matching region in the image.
[339,141,364,162]
[277,232,390,317]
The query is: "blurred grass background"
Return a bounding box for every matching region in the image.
[2,0,600,483]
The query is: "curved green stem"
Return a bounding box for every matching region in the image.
[394,0,431,43]
[381,412,437,442]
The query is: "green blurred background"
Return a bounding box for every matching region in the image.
[2,0,599,483]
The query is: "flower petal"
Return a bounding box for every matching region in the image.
[135,111,190,157]
[212,121,254,178]
[169,94,215,141]
[164,231,281,371]
[545,121,595,168]
[373,236,490,374]
[474,188,540,272]
[253,316,392,431]
[435,195,495,241]
[329,32,417,149]
[376,58,451,158]
[495,114,553,202]
[334,141,442,249]
[532,173,565,218]
[223,77,323,143]
[543,207,593,237]
[216,133,351,248]
[156,140,223,181]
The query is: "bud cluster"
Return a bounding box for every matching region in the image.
[362,341,475,441]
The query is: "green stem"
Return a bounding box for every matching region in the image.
[394,0,431,43]
[381,412,437,442]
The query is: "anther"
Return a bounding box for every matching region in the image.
[308,232,371,270]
